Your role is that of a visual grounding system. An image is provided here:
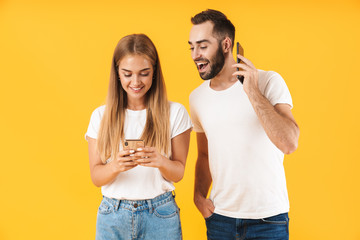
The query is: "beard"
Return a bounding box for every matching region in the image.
[199,42,225,80]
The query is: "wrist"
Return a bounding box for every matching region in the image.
[194,192,206,206]
[108,159,121,174]
[157,154,168,170]
[245,84,261,98]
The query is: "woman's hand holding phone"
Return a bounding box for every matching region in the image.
[133,147,166,169]
[109,149,139,173]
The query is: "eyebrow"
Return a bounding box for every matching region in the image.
[120,68,151,72]
[188,39,211,45]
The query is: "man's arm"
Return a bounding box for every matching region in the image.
[233,55,300,154]
[194,132,215,218]
[247,91,299,154]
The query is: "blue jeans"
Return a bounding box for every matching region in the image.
[205,213,289,240]
[96,192,182,240]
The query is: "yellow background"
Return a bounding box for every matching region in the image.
[1,0,359,239]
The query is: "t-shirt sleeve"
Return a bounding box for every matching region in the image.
[85,106,104,140]
[262,71,293,109]
[189,93,204,133]
[170,103,193,139]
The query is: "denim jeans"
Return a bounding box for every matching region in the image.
[96,191,182,240]
[205,213,289,240]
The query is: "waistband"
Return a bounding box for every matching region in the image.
[103,191,175,212]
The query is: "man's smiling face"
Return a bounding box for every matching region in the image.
[189,21,225,80]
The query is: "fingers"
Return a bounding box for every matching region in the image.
[232,62,251,72]
[121,161,138,167]
[117,149,136,157]
[232,70,248,78]
[134,154,154,166]
[135,146,155,153]
[133,146,155,165]
[134,150,152,159]
[236,54,255,68]
[110,155,138,173]
[205,199,215,210]
[207,200,215,212]
[202,199,215,218]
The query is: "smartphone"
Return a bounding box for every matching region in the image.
[123,139,145,151]
[236,42,244,84]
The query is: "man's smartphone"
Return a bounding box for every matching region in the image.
[236,42,244,84]
[123,139,145,151]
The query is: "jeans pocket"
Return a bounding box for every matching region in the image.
[154,200,179,219]
[98,198,114,215]
[261,213,288,225]
[204,213,216,221]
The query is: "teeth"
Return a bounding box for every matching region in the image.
[131,87,142,91]
[197,62,207,70]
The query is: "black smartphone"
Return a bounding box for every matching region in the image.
[237,42,244,84]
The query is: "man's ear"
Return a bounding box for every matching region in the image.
[222,37,233,53]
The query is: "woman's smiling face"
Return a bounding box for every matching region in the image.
[118,54,153,107]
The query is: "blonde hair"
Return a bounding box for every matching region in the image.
[97,34,170,163]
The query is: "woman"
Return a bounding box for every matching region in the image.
[85,34,192,240]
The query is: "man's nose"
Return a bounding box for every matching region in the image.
[192,48,201,60]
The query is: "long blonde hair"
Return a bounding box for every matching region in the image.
[97,34,170,163]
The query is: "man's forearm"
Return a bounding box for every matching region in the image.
[247,88,299,154]
[194,155,212,205]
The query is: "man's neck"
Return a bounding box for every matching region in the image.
[210,56,238,91]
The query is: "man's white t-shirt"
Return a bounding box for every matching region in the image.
[189,70,293,219]
[85,101,192,200]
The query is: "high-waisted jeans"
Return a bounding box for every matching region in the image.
[96,191,182,240]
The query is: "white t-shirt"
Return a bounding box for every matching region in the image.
[85,101,192,200]
[189,70,293,219]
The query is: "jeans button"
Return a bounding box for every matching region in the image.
[134,203,138,208]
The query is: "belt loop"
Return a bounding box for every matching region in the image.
[114,199,121,211]
[147,200,153,214]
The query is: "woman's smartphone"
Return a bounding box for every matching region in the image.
[237,42,244,84]
[123,139,145,151]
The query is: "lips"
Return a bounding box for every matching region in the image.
[130,86,144,93]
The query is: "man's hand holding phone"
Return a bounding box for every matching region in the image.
[236,42,245,83]
[232,54,259,96]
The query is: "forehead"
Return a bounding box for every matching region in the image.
[189,21,217,44]
[118,54,152,70]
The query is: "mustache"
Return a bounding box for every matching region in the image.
[194,58,209,63]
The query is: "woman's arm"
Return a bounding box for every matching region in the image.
[134,128,191,182]
[87,137,139,187]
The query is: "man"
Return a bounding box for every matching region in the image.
[188,9,299,240]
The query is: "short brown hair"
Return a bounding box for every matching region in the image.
[191,9,235,48]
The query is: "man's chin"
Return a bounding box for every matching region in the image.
[199,72,211,81]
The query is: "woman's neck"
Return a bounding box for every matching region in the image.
[127,98,146,110]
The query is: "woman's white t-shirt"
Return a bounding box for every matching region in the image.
[85,101,192,200]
